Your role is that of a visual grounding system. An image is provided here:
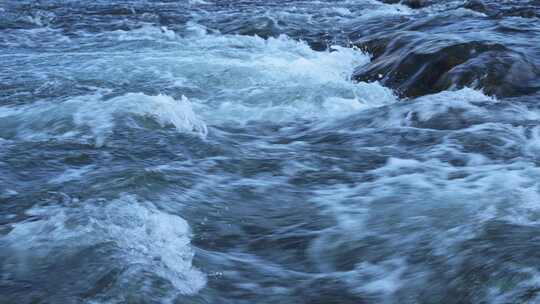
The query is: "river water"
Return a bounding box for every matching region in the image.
[1,0,540,303]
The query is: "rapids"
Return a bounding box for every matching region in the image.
[1,0,540,303]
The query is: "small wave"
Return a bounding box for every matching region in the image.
[49,165,95,184]
[73,93,208,146]
[0,194,206,302]
[156,31,397,124]
[1,27,395,137]
[0,93,207,146]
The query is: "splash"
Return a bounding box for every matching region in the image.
[0,194,206,301]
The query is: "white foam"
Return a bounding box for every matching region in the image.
[358,3,412,18]
[523,126,540,160]
[73,93,207,146]
[321,7,353,16]
[189,0,211,5]
[391,88,497,127]
[1,194,206,297]
[2,189,18,197]
[0,93,207,146]
[115,25,178,41]
[352,258,407,297]
[178,34,396,124]
[310,134,540,298]
[93,26,397,122]
[1,26,398,140]
[49,165,94,184]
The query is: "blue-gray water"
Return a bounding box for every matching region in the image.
[1,0,540,303]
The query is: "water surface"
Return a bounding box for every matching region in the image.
[1,0,540,303]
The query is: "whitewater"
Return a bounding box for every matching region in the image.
[1,0,540,303]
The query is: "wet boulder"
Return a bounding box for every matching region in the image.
[497,6,539,19]
[379,0,402,4]
[462,0,539,19]
[378,0,436,9]
[463,0,487,13]
[437,50,540,97]
[401,0,431,9]
[353,33,540,98]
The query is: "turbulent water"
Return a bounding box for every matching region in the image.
[1,0,540,303]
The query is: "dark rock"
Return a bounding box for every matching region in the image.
[356,37,393,60]
[463,0,487,13]
[461,0,539,19]
[496,7,539,19]
[379,0,402,4]
[377,0,436,8]
[401,0,431,9]
[353,34,540,98]
[439,50,540,97]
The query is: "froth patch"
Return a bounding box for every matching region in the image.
[0,194,206,301]
[73,93,207,146]
[176,34,396,124]
[0,93,207,146]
